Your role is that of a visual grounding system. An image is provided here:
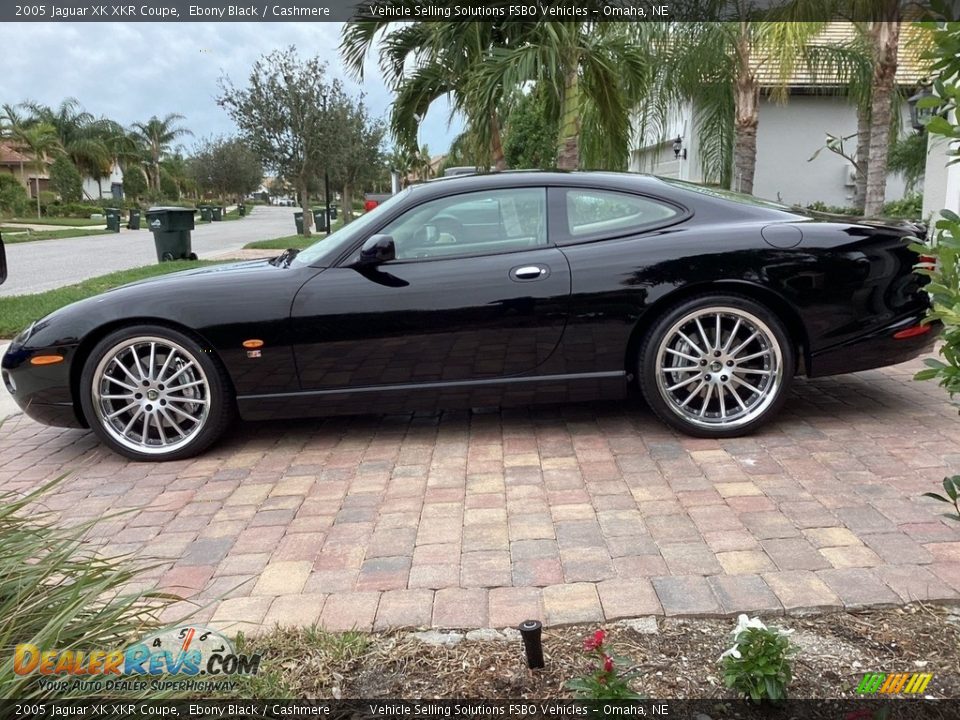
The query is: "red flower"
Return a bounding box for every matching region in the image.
[603,654,614,673]
[583,630,606,651]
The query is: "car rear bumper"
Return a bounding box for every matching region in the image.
[808,314,940,378]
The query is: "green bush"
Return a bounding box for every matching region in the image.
[0,174,30,216]
[719,615,796,702]
[122,165,148,201]
[38,190,58,215]
[49,155,83,204]
[804,200,859,216]
[882,194,923,221]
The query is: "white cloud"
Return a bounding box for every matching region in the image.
[0,21,462,155]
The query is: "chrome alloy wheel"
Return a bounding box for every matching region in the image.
[654,307,784,430]
[91,336,210,455]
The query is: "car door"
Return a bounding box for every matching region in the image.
[290,186,571,394]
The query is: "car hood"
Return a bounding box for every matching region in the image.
[114,258,277,291]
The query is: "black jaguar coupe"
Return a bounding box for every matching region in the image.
[2,172,936,461]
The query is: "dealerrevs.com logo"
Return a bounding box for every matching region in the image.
[13,625,261,693]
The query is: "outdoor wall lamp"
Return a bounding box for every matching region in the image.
[673,136,687,160]
[907,84,935,132]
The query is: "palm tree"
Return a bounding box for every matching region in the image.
[466,22,657,171]
[653,19,868,194]
[342,19,533,170]
[15,122,61,218]
[23,98,112,191]
[131,114,193,192]
[0,104,30,187]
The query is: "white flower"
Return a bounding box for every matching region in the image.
[718,644,741,662]
[732,614,767,639]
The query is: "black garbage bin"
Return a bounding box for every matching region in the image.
[105,208,121,233]
[329,204,338,221]
[211,206,223,221]
[238,204,247,217]
[313,209,328,232]
[198,205,212,222]
[294,211,304,235]
[127,209,141,230]
[146,207,196,262]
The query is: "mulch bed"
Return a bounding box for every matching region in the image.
[238,604,960,699]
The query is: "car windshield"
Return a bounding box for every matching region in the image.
[292,187,413,266]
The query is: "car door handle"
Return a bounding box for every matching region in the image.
[511,265,550,281]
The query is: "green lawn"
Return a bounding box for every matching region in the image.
[0,260,221,338]
[244,220,343,250]
[4,216,107,227]
[0,226,113,243]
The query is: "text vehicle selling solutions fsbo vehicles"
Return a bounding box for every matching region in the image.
[2,172,936,461]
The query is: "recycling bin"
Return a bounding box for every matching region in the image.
[127,209,141,230]
[294,211,304,235]
[238,204,247,217]
[313,209,328,232]
[105,208,121,233]
[211,206,223,221]
[198,205,213,222]
[146,207,196,262]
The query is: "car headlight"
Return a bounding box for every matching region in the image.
[12,321,36,348]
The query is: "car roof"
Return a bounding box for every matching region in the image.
[413,170,669,194]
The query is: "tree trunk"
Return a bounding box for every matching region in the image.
[853,103,871,212]
[342,184,354,224]
[732,23,759,195]
[35,177,41,219]
[298,179,312,237]
[556,66,581,171]
[863,20,900,217]
[490,113,507,171]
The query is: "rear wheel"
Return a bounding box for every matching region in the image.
[638,295,794,437]
[79,325,233,461]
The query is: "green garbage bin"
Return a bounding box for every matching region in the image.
[238,204,247,217]
[198,205,213,222]
[211,206,223,221]
[329,205,338,221]
[294,211,304,235]
[105,208,121,233]
[127,209,141,230]
[313,209,328,232]
[146,207,196,262]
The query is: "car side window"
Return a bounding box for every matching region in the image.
[563,189,681,241]
[380,187,548,261]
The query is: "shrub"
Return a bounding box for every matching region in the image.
[49,155,83,204]
[38,190,58,215]
[719,615,796,702]
[0,174,30,216]
[805,200,859,216]
[565,630,643,700]
[0,474,178,698]
[122,165,148,201]
[882,194,923,221]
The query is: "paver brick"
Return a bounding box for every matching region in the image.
[319,592,381,632]
[708,575,782,615]
[652,575,721,616]
[762,571,842,614]
[374,589,434,630]
[488,587,543,628]
[433,588,488,628]
[543,583,604,625]
[816,568,900,608]
[596,579,662,619]
[263,594,325,628]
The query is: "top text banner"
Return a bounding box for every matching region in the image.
[2,0,946,22]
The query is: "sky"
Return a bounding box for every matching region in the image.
[0,22,462,157]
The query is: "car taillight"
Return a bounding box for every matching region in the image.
[893,324,932,340]
[917,254,937,271]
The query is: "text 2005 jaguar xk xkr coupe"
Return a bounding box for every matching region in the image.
[2,172,936,461]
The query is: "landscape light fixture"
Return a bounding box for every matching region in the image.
[673,136,687,160]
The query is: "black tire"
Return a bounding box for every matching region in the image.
[638,294,795,438]
[188,252,198,261]
[79,324,234,461]
[161,252,175,262]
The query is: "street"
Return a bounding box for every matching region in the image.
[0,205,300,297]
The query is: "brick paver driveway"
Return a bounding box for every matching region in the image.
[2,355,959,633]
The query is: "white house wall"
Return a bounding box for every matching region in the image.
[752,94,909,207]
[81,161,125,200]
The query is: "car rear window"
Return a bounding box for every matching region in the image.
[565,189,680,239]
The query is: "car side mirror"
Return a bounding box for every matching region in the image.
[0,232,6,285]
[358,234,396,265]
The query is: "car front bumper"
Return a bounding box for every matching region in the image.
[2,341,85,428]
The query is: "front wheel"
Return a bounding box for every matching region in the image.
[638,295,794,438]
[79,325,234,461]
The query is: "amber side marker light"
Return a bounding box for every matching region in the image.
[30,355,64,366]
[242,339,265,349]
[893,324,932,340]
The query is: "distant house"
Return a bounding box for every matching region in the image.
[0,141,50,197]
[82,160,124,201]
[630,22,929,207]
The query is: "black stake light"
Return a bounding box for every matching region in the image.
[518,619,545,669]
